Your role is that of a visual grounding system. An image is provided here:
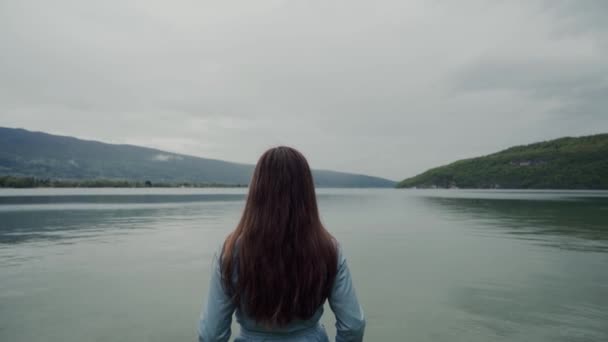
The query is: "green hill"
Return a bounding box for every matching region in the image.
[397,134,608,189]
[0,127,395,188]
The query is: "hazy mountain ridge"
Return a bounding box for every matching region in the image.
[0,127,395,187]
[397,134,608,189]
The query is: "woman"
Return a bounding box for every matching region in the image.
[198,146,365,341]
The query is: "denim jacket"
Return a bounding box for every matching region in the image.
[198,245,366,341]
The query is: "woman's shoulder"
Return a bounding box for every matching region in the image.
[333,240,347,267]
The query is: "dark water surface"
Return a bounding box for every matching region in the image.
[1,189,607,341]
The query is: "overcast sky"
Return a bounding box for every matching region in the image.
[1,0,606,180]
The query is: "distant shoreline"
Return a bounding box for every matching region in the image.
[0,175,247,189]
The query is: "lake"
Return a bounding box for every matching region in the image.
[1,188,607,341]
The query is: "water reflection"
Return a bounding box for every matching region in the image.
[0,198,243,245]
[1,208,161,244]
[420,194,608,341]
[0,193,245,205]
[1,189,607,342]
[423,196,608,253]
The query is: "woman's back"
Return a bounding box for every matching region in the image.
[198,147,365,341]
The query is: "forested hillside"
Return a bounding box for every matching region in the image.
[397,134,608,189]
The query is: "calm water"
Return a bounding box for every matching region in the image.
[1,188,607,341]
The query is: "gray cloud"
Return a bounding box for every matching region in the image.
[1,0,607,180]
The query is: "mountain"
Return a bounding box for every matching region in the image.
[397,134,608,189]
[0,127,395,187]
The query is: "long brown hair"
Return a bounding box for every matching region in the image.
[221,146,338,326]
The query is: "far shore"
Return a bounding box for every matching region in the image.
[0,175,247,189]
